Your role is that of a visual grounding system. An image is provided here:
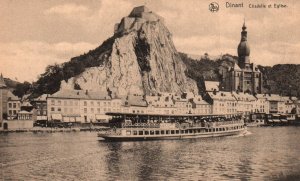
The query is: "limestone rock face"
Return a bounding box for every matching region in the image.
[62,6,198,96]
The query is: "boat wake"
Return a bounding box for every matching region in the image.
[231,130,252,138]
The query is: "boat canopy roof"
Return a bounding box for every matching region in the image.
[106,112,242,118]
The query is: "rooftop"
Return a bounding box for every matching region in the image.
[48,89,113,100]
[204,81,219,92]
[7,91,20,101]
[207,91,236,101]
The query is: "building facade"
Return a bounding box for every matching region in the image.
[47,89,122,123]
[204,91,237,115]
[254,94,270,114]
[7,91,21,120]
[31,94,48,121]
[232,92,256,115]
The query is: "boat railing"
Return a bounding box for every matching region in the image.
[120,120,244,129]
[122,122,161,128]
[214,120,244,126]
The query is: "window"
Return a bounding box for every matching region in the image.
[133,131,138,135]
[84,101,87,106]
[91,108,94,113]
[57,108,61,112]
[57,100,61,105]
[64,100,67,106]
[51,100,55,105]
[13,103,16,108]
[97,102,100,106]
[84,108,87,113]
[8,103,12,108]
[155,130,160,135]
[13,110,16,115]
[145,131,149,135]
[126,131,131,135]
[9,110,12,115]
[171,130,175,134]
[97,108,100,113]
[91,101,94,106]
[139,131,143,135]
[51,107,55,111]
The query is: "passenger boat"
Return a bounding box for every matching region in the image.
[98,112,247,141]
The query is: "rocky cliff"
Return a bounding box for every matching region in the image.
[60,6,198,96]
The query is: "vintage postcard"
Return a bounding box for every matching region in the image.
[0,0,299,180]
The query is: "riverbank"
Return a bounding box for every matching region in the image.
[0,126,110,133]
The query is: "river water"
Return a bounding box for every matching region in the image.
[0,127,300,180]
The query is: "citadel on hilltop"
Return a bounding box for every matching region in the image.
[114,6,164,35]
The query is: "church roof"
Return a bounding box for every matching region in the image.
[233,63,242,71]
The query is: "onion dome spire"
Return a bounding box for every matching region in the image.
[238,20,250,57]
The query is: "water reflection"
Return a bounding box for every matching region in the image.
[1,127,300,180]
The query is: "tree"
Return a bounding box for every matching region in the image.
[13,81,32,98]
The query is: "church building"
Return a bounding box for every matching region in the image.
[222,22,263,94]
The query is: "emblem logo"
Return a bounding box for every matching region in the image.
[209,2,219,12]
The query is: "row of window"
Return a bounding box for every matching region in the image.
[8,103,20,108]
[50,99,120,107]
[8,110,17,115]
[50,107,111,113]
[126,126,244,136]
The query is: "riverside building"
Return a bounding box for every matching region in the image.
[47,89,122,123]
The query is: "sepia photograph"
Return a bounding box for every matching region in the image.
[0,0,300,180]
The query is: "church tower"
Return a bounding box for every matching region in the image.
[222,21,263,94]
[237,21,251,69]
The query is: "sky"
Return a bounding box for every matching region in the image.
[0,0,299,82]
